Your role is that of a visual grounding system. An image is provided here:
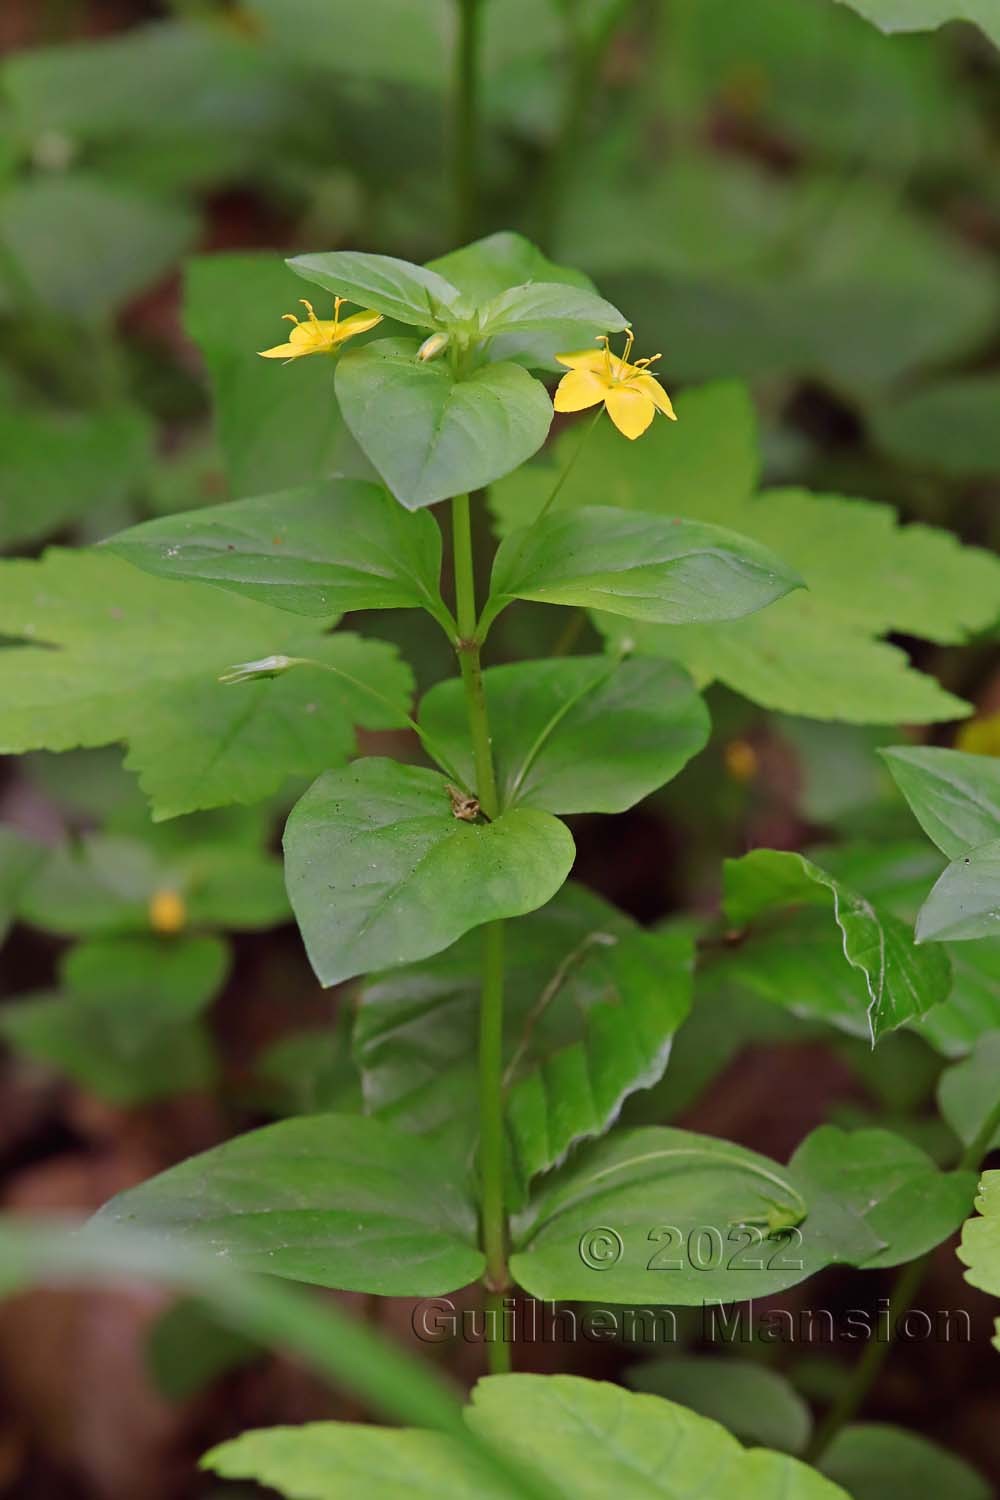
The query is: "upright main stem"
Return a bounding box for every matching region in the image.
[451,495,511,1373]
[453,0,481,244]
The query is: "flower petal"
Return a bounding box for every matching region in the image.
[555,349,610,373]
[605,385,655,440]
[631,372,677,419]
[258,341,301,359]
[332,309,383,343]
[553,368,608,413]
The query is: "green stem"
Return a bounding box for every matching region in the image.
[806,1094,1000,1464]
[453,0,482,244]
[450,494,511,1370]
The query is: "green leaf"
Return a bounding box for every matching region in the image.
[626,1358,812,1454]
[0,174,196,319]
[788,1125,976,1271]
[923,940,1000,1055]
[486,508,801,630]
[205,1372,851,1500]
[832,0,1000,50]
[937,1033,1000,1152]
[106,480,450,626]
[721,849,951,1041]
[146,1298,261,1403]
[0,549,415,818]
[259,1015,362,1117]
[355,884,693,1187]
[917,841,1000,943]
[185,253,362,498]
[284,758,575,987]
[17,832,287,937]
[871,376,1000,478]
[289,250,462,329]
[0,935,226,1104]
[819,1425,991,1500]
[335,339,552,510]
[476,282,626,341]
[93,1113,484,1296]
[0,827,43,946]
[491,391,1000,722]
[881,745,1000,858]
[419,657,710,815]
[0,404,152,551]
[958,1171,1000,1321]
[510,1123,971,1303]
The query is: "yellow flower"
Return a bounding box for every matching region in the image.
[553,331,676,440]
[258,297,382,362]
[149,888,186,935]
[957,713,1000,757]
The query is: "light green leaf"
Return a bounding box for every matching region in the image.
[94,1113,484,1296]
[788,1125,976,1271]
[185,253,363,498]
[832,0,1000,49]
[871,376,1000,478]
[284,758,575,987]
[958,1172,1000,1324]
[722,848,951,1040]
[626,1358,812,1454]
[917,841,1000,943]
[0,549,414,819]
[882,745,1000,858]
[0,935,226,1104]
[335,339,552,510]
[0,174,196,318]
[486,508,801,630]
[419,657,709,815]
[0,404,152,550]
[819,1424,991,1500]
[290,250,462,329]
[106,480,449,626]
[355,884,693,1187]
[206,1372,851,1500]
[511,1124,971,1303]
[476,282,626,341]
[937,1033,1000,1152]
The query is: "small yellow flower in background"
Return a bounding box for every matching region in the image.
[724,738,759,783]
[553,330,677,440]
[957,713,1000,757]
[258,297,382,362]
[149,888,186,935]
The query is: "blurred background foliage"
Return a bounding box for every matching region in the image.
[3,1,1000,1496]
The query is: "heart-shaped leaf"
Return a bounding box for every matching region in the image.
[882,745,1000,858]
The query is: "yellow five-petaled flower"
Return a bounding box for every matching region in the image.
[258,296,382,362]
[553,331,676,440]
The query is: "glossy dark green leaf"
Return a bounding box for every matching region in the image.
[917,841,1000,943]
[356,884,693,1188]
[284,758,575,987]
[626,1358,812,1454]
[881,745,1000,859]
[290,250,462,328]
[93,1113,484,1296]
[485,508,801,631]
[722,849,950,1040]
[107,480,449,626]
[335,339,552,509]
[819,1424,991,1500]
[419,657,709,815]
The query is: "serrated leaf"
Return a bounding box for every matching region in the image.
[491,389,1000,723]
[106,480,449,625]
[185,253,362,498]
[882,745,1000,858]
[626,1358,812,1454]
[283,758,575,987]
[721,848,951,1040]
[335,339,552,509]
[833,0,1000,49]
[0,549,415,818]
[205,1373,851,1500]
[419,657,709,815]
[510,1123,972,1303]
[93,1113,484,1296]
[819,1425,991,1500]
[486,508,801,630]
[355,884,692,1187]
[917,841,1000,943]
[958,1171,1000,1314]
[0,935,227,1104]
[290,250,462,328]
